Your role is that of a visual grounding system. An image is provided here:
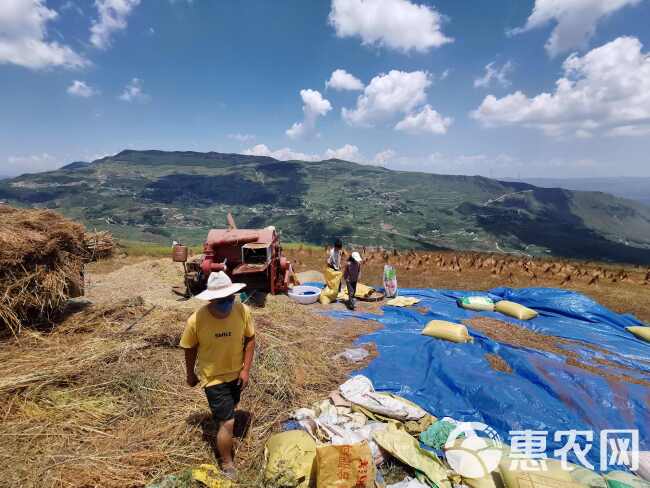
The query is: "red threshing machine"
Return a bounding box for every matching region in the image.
[173,214,294,301]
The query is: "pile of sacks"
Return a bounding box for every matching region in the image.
[263,375,650,488]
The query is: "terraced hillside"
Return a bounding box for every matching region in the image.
[2,150,650,264]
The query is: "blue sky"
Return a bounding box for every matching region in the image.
[1,0,650,178]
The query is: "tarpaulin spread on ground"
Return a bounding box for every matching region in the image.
[327,287,650,469]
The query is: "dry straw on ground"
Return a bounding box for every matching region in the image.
[84,231,114,261]
[0,205,87,336]
[0,293,378,487]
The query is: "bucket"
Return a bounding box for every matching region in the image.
[172,245,188,262]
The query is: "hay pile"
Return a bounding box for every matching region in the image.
[84,230,114,260]
[0,205,87,336]
[0,294,378,487]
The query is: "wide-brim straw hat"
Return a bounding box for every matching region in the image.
[195,271,246,300]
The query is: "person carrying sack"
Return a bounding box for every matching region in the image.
[344,252,363,310]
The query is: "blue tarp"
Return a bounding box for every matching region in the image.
[327,287,650,469]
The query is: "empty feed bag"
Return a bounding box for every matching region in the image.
[320,268,343,304]
[458,296,495,312]
[499,458,584,488]
[495,300,538,320]
[316,442,374,488]
[627,326,650,343]
[264,430,316,488]
[422,320,472,343]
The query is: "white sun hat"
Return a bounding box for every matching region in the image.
[351,252,362,262]
[196,271,246,300]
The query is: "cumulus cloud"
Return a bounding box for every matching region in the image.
[474,61,513,88]
[324,144,362,161]
[67,80,98,97]
[90,0,141,50]
[118,77,150,103]
[510,0,642,57]
[372,149,396,165]
[286,89,332,139]
[342,70,431,127]
[329,0,452,53]
[243,144,321,162]
[395,105,452,134]
[0,0,87,69]
[471,37,650,138]
[228,133,255,143]
[326,69,364,91]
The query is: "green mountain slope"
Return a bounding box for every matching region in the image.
[2,150,650,264]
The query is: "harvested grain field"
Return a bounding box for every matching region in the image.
[0,256,380,488]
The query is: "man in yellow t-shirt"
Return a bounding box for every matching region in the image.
[180,271,255,479]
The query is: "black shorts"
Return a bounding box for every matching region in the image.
[204,380,241,422]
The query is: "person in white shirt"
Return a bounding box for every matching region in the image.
[327,239,343,271]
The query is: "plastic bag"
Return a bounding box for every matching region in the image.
[316,442,375,488]
[264,430,316,488]
[495,300,538,320]
[320,268,343,304]
[627,326,650,342]
[383,265,398,298]
[421,320,472,343]
[458,296,495,312]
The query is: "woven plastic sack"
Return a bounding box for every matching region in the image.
[458,296,495,312]
[316,442,374,488]
[422,320,472,343]
[495,300,538,320]
[383,265,398,298]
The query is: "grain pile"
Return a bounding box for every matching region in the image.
[0,205,87,336]
[84,230,114,260]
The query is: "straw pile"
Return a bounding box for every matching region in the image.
[0,205,87,336]
[0,294,378,487]
[84,230,114,260]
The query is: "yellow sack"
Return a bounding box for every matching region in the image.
[386,297,421,307]
[320,268,343,304]
[569,464,607,487]
[422,320,472,343]
[495,301,538,320]
[373,423,450,487]
[499,458,585,488]
[338,283,375,301]
[627,326,650,342]
[191,464,233,488]
[316,442,374,488]
[264,430,316,488]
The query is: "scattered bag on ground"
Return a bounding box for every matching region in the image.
[340,375,427,421]
[419,420,459,449]
[316,442,375,488]
[422,320,472,343]
[335,347,370,362]
[495,300,538,320]
[499,458,586,488]
[387,477,430,488]
[373,423,450,488]
[383,265,398,298]
[626,327,650,342]
[604,470,650,488]
[636,451,650,481]
[320,268,343,304]
[386,296,420,307]
[458,296,495,312]
[264,430,316,488]
[338,283,375,301]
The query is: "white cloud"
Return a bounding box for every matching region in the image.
[471,37,650,138]
[60,1,84,16]
[90,0,140,50]
[286,89,332,139]
[395,105,452,134]
[228,133,255,143]
[326,69,364,91]
[474,61,513,88]
[329,0,452,53]
[439,69,450,81]
[118,77,150,103]
[342,70,431,127]
[0,0,87,69]
[510,0,642,57]
[372,149,396,165]
[67,80,98,97]
[7,152,58,173]
[324,144,362,161]
[243,144,321,162]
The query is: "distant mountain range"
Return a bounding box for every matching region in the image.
[504,177,650,206]
[2,150,650,264]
